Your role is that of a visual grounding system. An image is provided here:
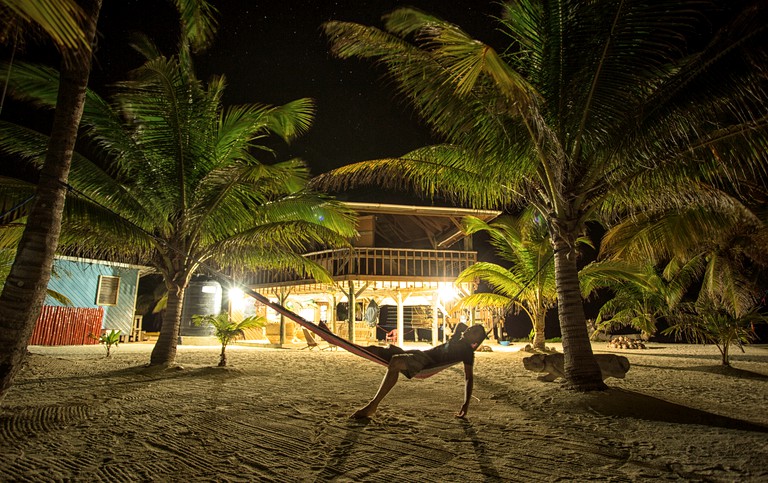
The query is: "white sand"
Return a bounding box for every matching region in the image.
[0,341,766,482]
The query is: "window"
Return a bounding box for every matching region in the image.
[96,275,120,306]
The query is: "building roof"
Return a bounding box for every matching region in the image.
[345,202,501,249]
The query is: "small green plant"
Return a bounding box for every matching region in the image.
[90,329,121,357]
[192,313,266,367]
[663,301,766,366]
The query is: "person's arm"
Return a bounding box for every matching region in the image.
[455,362,474,418]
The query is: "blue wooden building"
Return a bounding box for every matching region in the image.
[45,256,152,337]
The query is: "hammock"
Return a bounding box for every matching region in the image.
[242,287,460,379]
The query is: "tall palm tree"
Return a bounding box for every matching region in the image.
[0,0,101,399]
[0,0,219,398]
[455,212,558,351]
[1,0,89,116]
[0,49,357,368]
[318,1,768,390]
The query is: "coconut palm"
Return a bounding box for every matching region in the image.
[579,260,686,338]
[455,212,558,351]
[664,300,766,366]
[599,201,768,364]
[0,0,102,399]
[192,313,265,367]
[0,0,220,398]
[318,1,768,389]
[0,47,357,367]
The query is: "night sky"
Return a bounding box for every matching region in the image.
[85,0,504,176]
[2,1,617,334]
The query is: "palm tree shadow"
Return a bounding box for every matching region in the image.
[12,364,245,400]
[585,388,768,433]
[632,363,768,380]
[687,365,768,380]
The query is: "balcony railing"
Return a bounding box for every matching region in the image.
[245,248,477,287]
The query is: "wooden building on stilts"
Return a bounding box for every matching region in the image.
[229,202,500,347]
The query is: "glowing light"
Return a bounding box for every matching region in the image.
[228,287,244,299]
[438,285,458,302]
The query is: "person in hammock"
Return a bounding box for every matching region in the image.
[350,323,488,419]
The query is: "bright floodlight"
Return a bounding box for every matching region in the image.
[228,287,244,299]
[438,285,458,302]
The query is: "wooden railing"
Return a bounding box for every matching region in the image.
[245,248,477,286]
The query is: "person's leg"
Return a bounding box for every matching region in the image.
[351,355,409,419]
[364,344,405,363]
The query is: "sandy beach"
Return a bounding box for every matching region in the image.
[1,341,766,482]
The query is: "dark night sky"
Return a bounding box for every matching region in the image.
[84,0,504,177]
[2,2,612,332]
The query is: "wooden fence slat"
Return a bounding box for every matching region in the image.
[29,306,104,346]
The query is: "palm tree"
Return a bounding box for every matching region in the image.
[455,212,558,351]
[664,300,767,366]
[579,260,686,338]
[0,0,220,398]
[599,202,768,364]
[0,48,357,368]
[0,0,102,399]
[318,1,768,390]
[192,314,265,367]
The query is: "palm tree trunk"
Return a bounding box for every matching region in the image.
[551,228,606,391]
[0,0,102,399]
[532,311,547,351]
[150,284,185,366]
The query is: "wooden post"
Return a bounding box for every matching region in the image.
[432,295,439,346]
[330,294,337,333]
[396,291,404,346]
[278,290,288,346]
[348,282,356,344]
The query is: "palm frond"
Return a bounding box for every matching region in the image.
[601,201,760,262]
[579,260,656,298]
[454,292,516,311]
[171,0,219,53]
[2,0,88,51]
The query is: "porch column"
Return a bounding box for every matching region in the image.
[431,294,439,346]
[396,291,404,346]
[278,290,288,346]
[348,282,356,344]
[330,294,337,333]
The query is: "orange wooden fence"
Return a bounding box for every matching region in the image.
[29,306,104,346]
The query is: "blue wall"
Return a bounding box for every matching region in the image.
[46,258,141,335]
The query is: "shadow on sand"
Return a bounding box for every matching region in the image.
[632,362,768,380]
[583,388,768,433]
[459,419,503,482]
